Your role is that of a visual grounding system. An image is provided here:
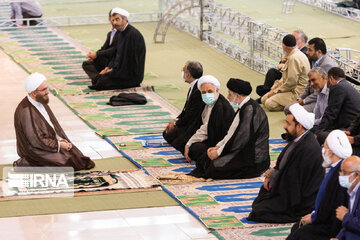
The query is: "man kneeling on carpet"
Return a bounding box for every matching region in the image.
[184,75,234,174]
[287,130,351,240]
[248,103,324,223]
[188,78,270,179]
[13,73,95,171]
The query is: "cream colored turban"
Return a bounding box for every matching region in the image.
[24,72,46,93]
[111,8,130,18]
[326,130,352,159]
[289,103,315,130]
[197,75,220,90]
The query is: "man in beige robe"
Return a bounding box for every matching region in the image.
[261,34,310,111]
[13,73,95,171]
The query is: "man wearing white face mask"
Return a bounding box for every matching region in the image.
[163,61,205,154]
[288,130,351,240]
[332,156,360,240]
[190,78,269,179]
[184,75,234,172]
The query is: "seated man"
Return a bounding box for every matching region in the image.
[163,61,205,154]
[184,75,234,169]
[189,78,270,179]
[88,8,146,90]
[83,9,119,82]
[332,156,360,240]
[345,114,360,156]
[10,1,42,26]
[287,130,351,240]
[248,103,324,223]
[312,67,360,144]
[13,73,95,171]
[261,34,310,111]
[285,38,338,114]
[256,30,308,101]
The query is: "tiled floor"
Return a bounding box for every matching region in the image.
[0,50,216,239]
[0,206,217,240]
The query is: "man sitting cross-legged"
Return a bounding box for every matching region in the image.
[287,130,351,240]
[248,103,324,223]
[189,78,270,179]
[184,75,234,175]
[13,73,95,171]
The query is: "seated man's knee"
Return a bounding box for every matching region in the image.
[265,98,282,111]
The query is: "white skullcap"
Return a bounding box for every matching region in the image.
[326,130,352,159]
[111,8,130,18]
[24,72,46,93]
[197,75,220,90]
[289,103,315,130]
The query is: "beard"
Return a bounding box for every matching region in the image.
[36,94,49,105]
[284,129,297,142]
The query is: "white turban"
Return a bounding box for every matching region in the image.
[24,72,46,93]
[197,75,220,90]
[326,130,352,159]
[111,8,130,18]
[289,103,315,130]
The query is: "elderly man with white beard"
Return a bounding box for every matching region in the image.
[287,130,351,240]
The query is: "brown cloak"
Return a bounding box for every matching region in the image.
[14,97,95,171]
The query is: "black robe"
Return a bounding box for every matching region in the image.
[14,97,95,171]
[82,30,120,81]
[93,24,146,90]
[191,99,270,179]
[247,131,324,223]
[347,113,360,156]
[188,94,234,171]
[163,82,205,154]
[287,162,348,240]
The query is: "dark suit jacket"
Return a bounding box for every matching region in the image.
[96,30,120,59]
[337,186,360,240]
[176,81,205,131]
[316,79,360,131]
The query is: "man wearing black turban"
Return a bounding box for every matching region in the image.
[189,78,270,179]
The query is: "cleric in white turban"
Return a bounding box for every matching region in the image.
[286,129,351,240]
[86,6,146,91]
[189,77,270,180]
[248,101,324,223]
[13,73,95,170]
[185,75,234,173]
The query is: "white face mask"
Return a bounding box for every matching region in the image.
[322,148,332,168]
[230,95,239,109]
[339,173,356,189]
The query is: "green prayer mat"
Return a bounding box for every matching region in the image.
[0,191,178,218]
[95,128,129,137]
[201,216,244,229]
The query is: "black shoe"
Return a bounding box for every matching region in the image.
[88,85,96,90]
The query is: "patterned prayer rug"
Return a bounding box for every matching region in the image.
[1,169,160,197]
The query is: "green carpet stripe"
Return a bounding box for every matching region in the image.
[41,55,84,61]
[0,191,178,218]
[22,42,69,47]
[31,51,82,56]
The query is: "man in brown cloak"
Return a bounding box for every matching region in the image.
[13,73,95,171]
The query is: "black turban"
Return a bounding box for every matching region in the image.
[282,34,296,47]
[227,78,252,95]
